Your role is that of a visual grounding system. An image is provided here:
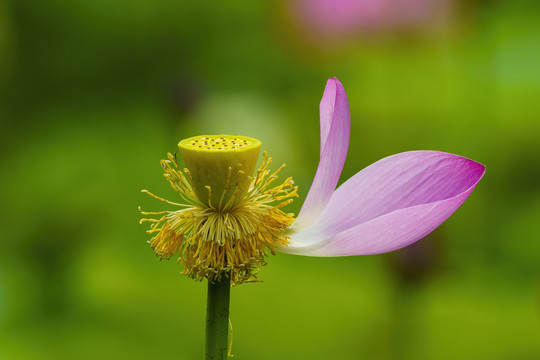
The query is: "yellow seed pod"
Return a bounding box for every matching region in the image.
[178,135,261,210]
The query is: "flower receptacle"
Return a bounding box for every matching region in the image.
[178,135,261,210]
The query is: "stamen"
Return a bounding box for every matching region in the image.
[141,190,185,206]
[140,146,298,285]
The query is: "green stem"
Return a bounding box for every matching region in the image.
[205,275,231,360]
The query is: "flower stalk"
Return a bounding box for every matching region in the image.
[205,275,231,360]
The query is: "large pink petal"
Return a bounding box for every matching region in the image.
[292,77,350,231]
[283,151,485,256]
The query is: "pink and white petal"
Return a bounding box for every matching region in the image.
[314,151,484,236]
[282,151,485,255]
[285,179,480,256]
[292,77,350,231]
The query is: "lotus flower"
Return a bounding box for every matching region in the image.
[141,77,484,360]
[141,77,484,284]
[289,0,453,37]
[280,77,485,256]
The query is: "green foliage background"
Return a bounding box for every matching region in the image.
[1,1,539,359]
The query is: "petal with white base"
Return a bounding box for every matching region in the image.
[292,77,350,231]
[284,151,485,255]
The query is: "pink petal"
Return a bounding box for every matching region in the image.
[284,151,485,256]
[292,77,350,231]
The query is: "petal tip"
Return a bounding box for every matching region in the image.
[326,77,344,90]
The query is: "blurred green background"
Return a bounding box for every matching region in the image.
[1,0,539,359]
